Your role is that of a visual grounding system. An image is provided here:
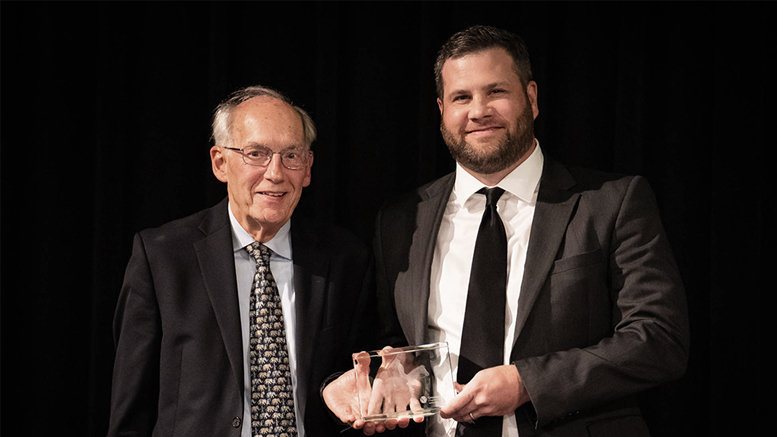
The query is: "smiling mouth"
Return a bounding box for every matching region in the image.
[466,126,503,134]
[258,191,286,198]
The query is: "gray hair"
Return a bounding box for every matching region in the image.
[211,85,317,148]
[434,25,533,99]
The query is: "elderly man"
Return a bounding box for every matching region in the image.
[325,25,689,437]
[109,85,375,437]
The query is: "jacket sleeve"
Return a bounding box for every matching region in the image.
[107,233,161,436]
[372,205,412,349]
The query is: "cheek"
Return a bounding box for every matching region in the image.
[494,101,518,119]
[442,110,464,131]
[228,167,264,192]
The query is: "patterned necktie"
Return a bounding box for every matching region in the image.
[246,242,297,437]
[457,187,507,436]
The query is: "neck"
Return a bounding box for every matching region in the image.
[247,228,279,243]
[244,217,283,243]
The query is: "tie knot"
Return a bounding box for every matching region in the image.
[246,241,271,266]
[478,187,505,206]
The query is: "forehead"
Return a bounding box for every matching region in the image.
[441,48,522,93]
[232,96,305,146]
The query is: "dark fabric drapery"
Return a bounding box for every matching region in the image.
[1,2,769,436]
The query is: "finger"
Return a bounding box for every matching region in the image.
[409,394,423,414]
[379,346,396,369]
[373,421,387,433]
[388,395,406,418]
[440,388,472,419]
[351,418,365,430]
[354,352,373,417]
[367,378,384,416]
[450,411,475,424]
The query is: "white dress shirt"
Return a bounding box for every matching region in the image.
[228,205,305,437]
[427,142,544,436]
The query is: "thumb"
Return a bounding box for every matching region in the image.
[440,383,471,418]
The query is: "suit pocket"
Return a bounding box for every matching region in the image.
[546,248,607,346]
[550,248,602,274]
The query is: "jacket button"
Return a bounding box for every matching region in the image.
[232,416,241,428]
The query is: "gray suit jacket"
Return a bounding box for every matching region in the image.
[108,198,375,436]
[373,157,689,436]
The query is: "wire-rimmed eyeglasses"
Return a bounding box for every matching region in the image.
[222,145,312,170]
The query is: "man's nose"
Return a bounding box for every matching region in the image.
[468,96,492,120]
[263,153,286,181]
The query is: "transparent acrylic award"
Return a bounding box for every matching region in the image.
[352,342,453,422]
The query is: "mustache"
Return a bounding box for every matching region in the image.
[440,106,534,175]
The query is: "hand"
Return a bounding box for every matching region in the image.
[362,347,426,433]
[440,364,530,423]
[367,347,426,418]
[321,361,366,427]
[322,349,424,436]
[322,352,377,433]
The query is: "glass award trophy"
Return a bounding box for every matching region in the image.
[352,342,453,421]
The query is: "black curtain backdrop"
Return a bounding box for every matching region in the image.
[0,1,769,436]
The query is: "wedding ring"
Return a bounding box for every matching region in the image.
[469,412,476,422]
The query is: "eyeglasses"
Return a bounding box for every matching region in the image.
[223,146,312,170]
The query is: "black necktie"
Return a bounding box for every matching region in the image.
[457,187,507,436]
[246,242,297,437]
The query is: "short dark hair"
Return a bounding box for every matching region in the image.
[434,25,533,98]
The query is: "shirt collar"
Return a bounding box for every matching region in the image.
[228,202,292,261]
[452,140,544,206]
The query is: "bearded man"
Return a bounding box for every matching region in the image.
[324,25,689,437]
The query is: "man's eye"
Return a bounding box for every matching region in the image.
[246,149,270,158]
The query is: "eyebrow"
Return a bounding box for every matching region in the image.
[245,143,306,151]
[447,82,510,99]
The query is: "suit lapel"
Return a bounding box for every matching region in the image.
[394,174,454,345]
[289,219,329,403]
[398,163,578,354]
[193,199,244,394]
[513,159,580,343]
[192,203,331,413]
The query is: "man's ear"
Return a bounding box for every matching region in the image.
[437,97,444,115]
[302,152,313,188]
[526,81,539,120]
[210,145,228,183]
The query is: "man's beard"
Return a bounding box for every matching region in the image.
[441,103,535,175]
